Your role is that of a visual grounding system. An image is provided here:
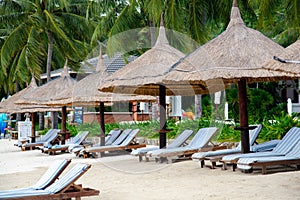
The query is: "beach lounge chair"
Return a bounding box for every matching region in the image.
[148,127,219,163]
[192,124,265,168]
[82,129,146,158]
[41,131,90,155]
[105,129,122,145]
[21,129,61,151]
[0,159,71,196]
[0,163,100,199]
[77,129,132,157]
[71,129,122,155]
[131,129,194,162]
[237,140,300,174]
[220,127,300,171]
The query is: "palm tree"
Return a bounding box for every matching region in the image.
[94,0,263,56]
[0,0,92,93]
[254,0,300,46]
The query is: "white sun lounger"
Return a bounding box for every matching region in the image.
[131,129,194,161]
[148,127,219,163]
[237,140,300,174]
[220,127,300,171]
[0,159,71,196]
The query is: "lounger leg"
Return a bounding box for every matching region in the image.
[211,161,216,169]
[222,163,227,170]
[232,163,237,171]
[200,160,205,168]
[262,166,267,174]
[297,165,300,170]
[139,155,143,162]
[145,157,150,162]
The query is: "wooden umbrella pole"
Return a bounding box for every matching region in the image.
[159,85,167,149]
[99,102,105,147]
[31,112,35,143]
[61,106,67,144]
[238,79,250,153]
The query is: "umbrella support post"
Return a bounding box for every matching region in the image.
[159,85,167,149]
[99,102,105,157]
[238,79,250,153]
[31,112,35,143]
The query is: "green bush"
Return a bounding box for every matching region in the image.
[261,112,300,141]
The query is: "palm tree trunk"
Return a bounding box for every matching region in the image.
[46,31,53,82]
[46,31,58,129]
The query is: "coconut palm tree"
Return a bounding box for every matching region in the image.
[0,0,92,93]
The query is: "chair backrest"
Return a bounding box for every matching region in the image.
[112,129,132,145]
[40,129,60,142]
[45,129,60,143]
[167,130,194,148]
[105,130,122,145]
[45,163,90,194]
[236,124,262,149]
[188,127,218,149]
[32,159,71,190]
[273,127,300,154]
[120,129,140,146]
[286,140,300,157]
[70,131,89,145]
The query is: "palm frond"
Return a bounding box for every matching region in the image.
[1,23,30,70]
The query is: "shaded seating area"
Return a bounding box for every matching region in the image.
[131,129,194,162]
[220,127,300,171]
[81,129,146,158]
[237,140,300,174]
[191,124,278,168]
[41,131,90,155]
[148,127,219,163]
[0,163,99,199]
[21,129,61,151]
[0,159,71,196]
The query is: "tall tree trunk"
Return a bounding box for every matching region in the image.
[46,31,58,129]
[15,83,22,128]
[46,31,53,82]
[38,80,44,130]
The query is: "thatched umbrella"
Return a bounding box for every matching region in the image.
[262,39,300,73]
[163,0,297,153]
[16,59,77,143]
[40,51,156,147]
[99,17,188,148]
[0,77,38,113]
[0,77,62,141]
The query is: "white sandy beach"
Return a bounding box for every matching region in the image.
[0,139,299,200]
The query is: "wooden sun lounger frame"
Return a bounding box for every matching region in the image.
[21,129,61,151]
[247,159,300,174]
[83,142,146,158]
[6,164,100,200]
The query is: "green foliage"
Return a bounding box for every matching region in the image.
[216,124,240,142]
[261,112,300,141]
[248,88,274,122]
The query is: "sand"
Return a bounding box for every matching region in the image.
[0,139,299,200]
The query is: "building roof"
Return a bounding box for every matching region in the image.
[40,54,137,80]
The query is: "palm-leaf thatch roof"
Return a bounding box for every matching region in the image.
[99,18,187,96]
[40,53,156,107]
[0,77,60,113]
[163,2,297,93]
[16,59,77,105]
[262,39,300,74]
